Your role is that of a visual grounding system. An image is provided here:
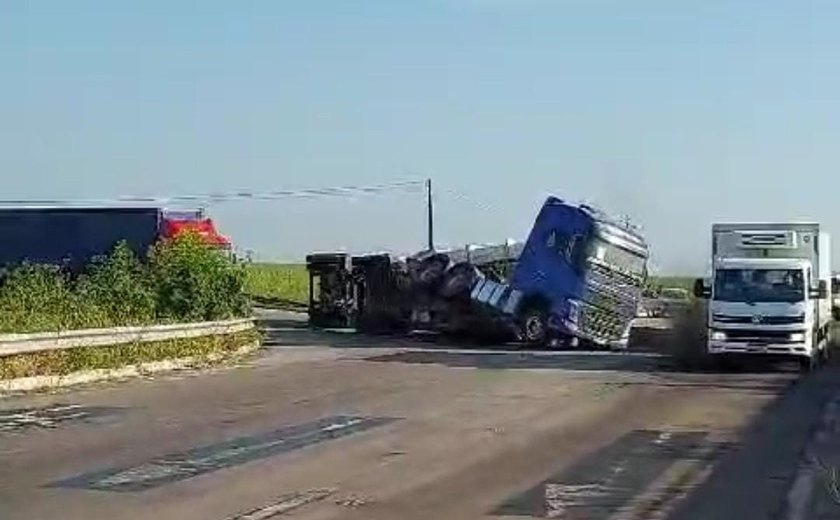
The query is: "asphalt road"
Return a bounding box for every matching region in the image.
[0,312,838,519]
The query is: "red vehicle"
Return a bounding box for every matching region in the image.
[159,215,231,250]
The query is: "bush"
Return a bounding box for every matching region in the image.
[0,264,97,333]
[76,242,157,327]
[150,233,250,322]
[0,234,251,334]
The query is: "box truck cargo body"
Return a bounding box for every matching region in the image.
[696,223,831,370]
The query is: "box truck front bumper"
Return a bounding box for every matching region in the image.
[707,329,811,356]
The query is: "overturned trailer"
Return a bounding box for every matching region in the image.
[307,243,521,336]
[308,197,650,348]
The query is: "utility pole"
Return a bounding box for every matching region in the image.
[426,178,434,251]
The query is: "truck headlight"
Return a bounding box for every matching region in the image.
[711,330,727,341]
[567,301,580,325]
[789,332,805,342]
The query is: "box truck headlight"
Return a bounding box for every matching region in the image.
[711,330,727,341]
[789,332,805,342]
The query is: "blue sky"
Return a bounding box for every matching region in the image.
[2,1,839,273]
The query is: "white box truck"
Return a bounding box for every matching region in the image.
[694,223,832,370]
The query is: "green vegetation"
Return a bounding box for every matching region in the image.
[0,234,251,334]
[645,275,696,297]
[244,263,309,310]
[649,276,695,291]
[0,329,260,380]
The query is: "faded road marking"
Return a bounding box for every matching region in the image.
[53,415,398,492]
[226,489,335,519]
[496,430,720,519]
[0,404,121,434]
[616,458,717,520]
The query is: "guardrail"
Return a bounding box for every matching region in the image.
[0,318,255,357]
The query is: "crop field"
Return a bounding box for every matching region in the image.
[648,276,695,293]
[244,263,309,310]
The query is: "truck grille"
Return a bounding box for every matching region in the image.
[713,314,804,325]
[589,262,643,287]
[718,329,798,343]
[580,304,630,341]
[581,265,643,342]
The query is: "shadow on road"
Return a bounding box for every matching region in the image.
[366,350,667,372]
[665,362,840,520]
[258,316,803,389]
[248,296,308,312]
[259,317,417,349]
[363,350,801,390]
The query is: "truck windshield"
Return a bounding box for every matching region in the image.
[589,238,647,278]
[713,269,804,303]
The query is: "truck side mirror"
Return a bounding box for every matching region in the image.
[810,280,828,300]
[693,278,710,299]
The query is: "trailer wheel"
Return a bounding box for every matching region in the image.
[414,254,449,286]
[439,263,479,300]
[520,307,548,346]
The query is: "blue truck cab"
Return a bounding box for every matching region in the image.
[471,197,649,348]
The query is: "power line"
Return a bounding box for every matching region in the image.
[0,180,426,207]
[439,188,502,215]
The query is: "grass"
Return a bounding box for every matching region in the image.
[649,276,696,291]
[245,263,309,310]
[0,237,250,334]
[0,329,261,380]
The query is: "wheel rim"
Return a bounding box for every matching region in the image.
[525,315,544,341]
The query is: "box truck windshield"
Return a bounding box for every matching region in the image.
[714,268,805,304]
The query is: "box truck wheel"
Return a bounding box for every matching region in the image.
[799,354,819,372]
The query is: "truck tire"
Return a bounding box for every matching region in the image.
[520,307,549,347]
[799,354,819,373]
[711,353,738,372]
[439,263,479,300]
[413,254,449,286]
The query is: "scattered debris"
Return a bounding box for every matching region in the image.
[335,494,371,509]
